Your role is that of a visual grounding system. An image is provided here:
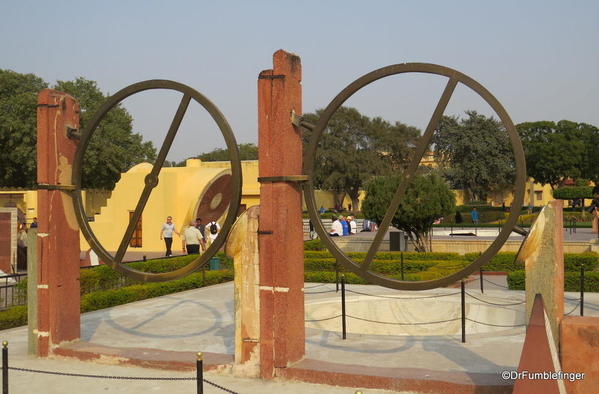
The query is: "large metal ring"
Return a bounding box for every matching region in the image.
[303,63,526,290]
[72,80,242,282]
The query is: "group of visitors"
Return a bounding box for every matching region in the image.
[159,216,220,256]
[328,215,357,237]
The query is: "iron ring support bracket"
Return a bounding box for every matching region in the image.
[257,175,309,183]
[303,63,526,291]
[36,184,76,192]
[71,80,242,282]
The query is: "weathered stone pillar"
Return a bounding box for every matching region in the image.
[36,89,81,356]
[257,50,304,378]
[517,200,564,347]
[226,206,261,377]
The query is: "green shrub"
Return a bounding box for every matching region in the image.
[506,270,525,289]
[465,252,598,272]
[304,271,368,284]
[80,270,233,313]
[0,306,27,330]
[0,270,234,330]
[304,250,463,261]
[508,270,599,292]
[304,258,440,274]
[304,239,326,251]
[564,253,599,271]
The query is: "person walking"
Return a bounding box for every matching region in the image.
[195,217,207,251]
[470,208,479,225]
[205,220,221,246]
[159,216,179,257]
[182,220,204,254]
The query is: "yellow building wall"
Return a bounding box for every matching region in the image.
[79,159,261,253]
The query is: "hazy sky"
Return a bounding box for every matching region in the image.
[2,0,598,162]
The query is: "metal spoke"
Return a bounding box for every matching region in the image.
[114,94,191,263]
[361,77,458,271]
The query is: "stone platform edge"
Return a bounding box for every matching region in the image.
[53,341,233,372]
[277,359,514,393]
[53,342,513,392]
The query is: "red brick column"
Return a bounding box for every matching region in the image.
[257,50,304,378]
[36,89,81,356]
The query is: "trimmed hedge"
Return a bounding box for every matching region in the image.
[304,250,463,261]
[304,239,326,251]
[465,252,598,272]
[508,270,599,292]
[0,270,233,330]
[80,270,233,312]
[304,258,439,274]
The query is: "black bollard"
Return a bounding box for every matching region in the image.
[461,281,466,343]
[580,265,585,316]
[196,352,203,394]
[143,255,146,262]
[341,275,346,340]
[400,252,405,281]
[2,341,7,394]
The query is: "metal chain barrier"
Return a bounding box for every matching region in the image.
[465,318,526,328]
[345,288,461,300]
[305,314,342,322]
[304,289,337,294]
[304,283,328,289]
[7,367,238,394]
[564,301,581,316]
[346,315,461,326]
[482,278,510,289]
[465,291,525,306]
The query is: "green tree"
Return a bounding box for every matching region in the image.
[517,121,583,189]
[0,70,48,187]
[302,107,420,211]
[433,111,516,201]
[0,71,156,189]
[186,143,258,163]
[362,172,455,252]
[55,78,156,189]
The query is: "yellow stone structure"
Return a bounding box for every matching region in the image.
[79,159,260,253]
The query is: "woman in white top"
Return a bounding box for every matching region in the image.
[159,216,180,257]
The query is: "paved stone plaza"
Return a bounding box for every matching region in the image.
[2,280,597,393]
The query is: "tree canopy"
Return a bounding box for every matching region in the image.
[517,120,599,188]
[362,172,455,252]
[179,143,258,164]
[54,78,156,189]
[433,111,516,201]
[0,70,157,189]
[302,107,420,211]
[0,70,48,187]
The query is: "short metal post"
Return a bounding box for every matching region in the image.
[461,281,466,343]
[341,275,346,340]
[2,341,8,394]
[196,352,203,394]
[335,262,339,292]
[143,255,146,262]
[400,252,405,281]
[580,265,585,316]
[479,269,484,293]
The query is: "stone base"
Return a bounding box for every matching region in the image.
[54,341,233,372]
[277,359,513,393]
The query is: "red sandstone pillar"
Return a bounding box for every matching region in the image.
[258,50,304,378]
[36,89,81,356]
